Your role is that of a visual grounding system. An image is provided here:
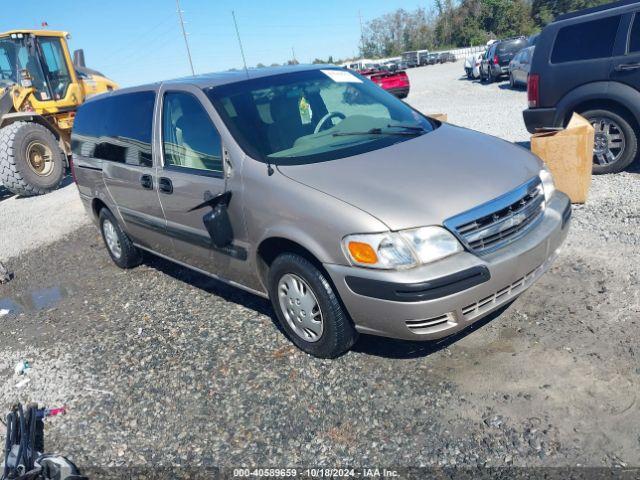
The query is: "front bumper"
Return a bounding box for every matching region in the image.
[324,192,571,341]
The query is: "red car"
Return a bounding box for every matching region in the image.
[358,68,410,99]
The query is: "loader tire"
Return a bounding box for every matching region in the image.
[0,122,65,197]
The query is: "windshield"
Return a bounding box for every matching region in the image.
[207,69,434,165]
[0,36,61,100]
[0,37,48,90]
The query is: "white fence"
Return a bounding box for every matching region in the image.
[343,43,491,67]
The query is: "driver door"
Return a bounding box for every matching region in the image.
[155,86,233,274]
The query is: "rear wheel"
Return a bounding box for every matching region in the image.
[98,208,143,268]
[0,122,65,196]
[581,109,638,174]
[268,253,358,358]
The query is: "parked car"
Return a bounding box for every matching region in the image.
[464,52,484,79]
[524,0,640,174]
[401,50,425,68]
[360,68,410,98]
[424,53,440,65]
[72,64,570,358]
[440,52,457,63]
[480,37,528,82]
[509,46,534,88]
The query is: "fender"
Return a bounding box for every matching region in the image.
[256,225,340,267]
[555,81,640,126]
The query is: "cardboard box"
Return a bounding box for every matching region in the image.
[530,113,595,204]
[428,113,448,122]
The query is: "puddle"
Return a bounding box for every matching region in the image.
[0,286,67,316]
[0,298,23,316]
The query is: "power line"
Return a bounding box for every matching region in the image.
[232,10,249,78]
[176,0,195,75]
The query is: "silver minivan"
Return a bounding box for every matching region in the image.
[72,65,571,358]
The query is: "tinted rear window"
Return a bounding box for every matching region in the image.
[73,91,155,166]
[497,39,527,54]
[551,15,621,63]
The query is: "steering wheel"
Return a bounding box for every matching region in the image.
[314,111,346,134]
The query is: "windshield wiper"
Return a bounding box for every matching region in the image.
[333,127,424,137]
[386,124,428,132]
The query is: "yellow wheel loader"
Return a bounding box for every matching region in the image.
[0,30,117,196]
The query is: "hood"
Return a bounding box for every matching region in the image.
[277,124,542,231]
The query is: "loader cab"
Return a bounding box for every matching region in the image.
[0,31,78,104]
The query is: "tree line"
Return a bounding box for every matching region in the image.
[360,0,611,58]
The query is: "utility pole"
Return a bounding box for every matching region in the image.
[175,0,195,75]
[291,46,297,63]
[358,10,364,56]
[232,11,249,78]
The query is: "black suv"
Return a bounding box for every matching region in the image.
[480,37,528,82]
[524,0,640,174]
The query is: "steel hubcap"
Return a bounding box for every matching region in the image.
[26,141,54,176]
[278,273,323,343]
[102,220,122,259]
[591,117,625,166]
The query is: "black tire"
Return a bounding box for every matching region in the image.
[267,253,358,358]
[0,122,65,196]
[509,73,515,88]
[98,208,143,269]
[580,109,638,174]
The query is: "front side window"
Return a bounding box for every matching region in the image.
[38,37,72,100]
[551,15,621,63]
[162,92,223,175]
[207,69,433,165]
[629,14,640,53]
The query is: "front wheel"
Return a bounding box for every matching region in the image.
[509,73,515,88]
[268,253,358,358]
[0,122,65,196]
[581,109,638,174]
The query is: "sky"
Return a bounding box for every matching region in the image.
[1,0,430,87]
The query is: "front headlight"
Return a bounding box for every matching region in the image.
[343,226,462,270]
[539,165,556,202]
[400,226,463,264]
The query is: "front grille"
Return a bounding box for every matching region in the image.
[445,178,545,255]
[462,262,546,320]
[405,313,456,334]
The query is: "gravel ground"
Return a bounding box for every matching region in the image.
[0,61,638,474]
[0,178,90,261]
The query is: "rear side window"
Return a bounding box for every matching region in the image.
[551,16,621,63]
[72,91,155,166]
[629,14,640,53]
[72,99,109,157]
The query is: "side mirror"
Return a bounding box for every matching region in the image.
[190,191,233,248]
[73,49,86,68]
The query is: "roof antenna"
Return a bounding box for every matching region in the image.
[232,10,249,79]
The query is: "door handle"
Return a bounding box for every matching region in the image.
[140,174,153,190]
[159,177,173,194]
[615,62,640,72]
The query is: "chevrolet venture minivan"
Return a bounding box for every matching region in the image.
[72,65,571,358]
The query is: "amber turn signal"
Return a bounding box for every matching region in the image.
[347,241,378,264]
